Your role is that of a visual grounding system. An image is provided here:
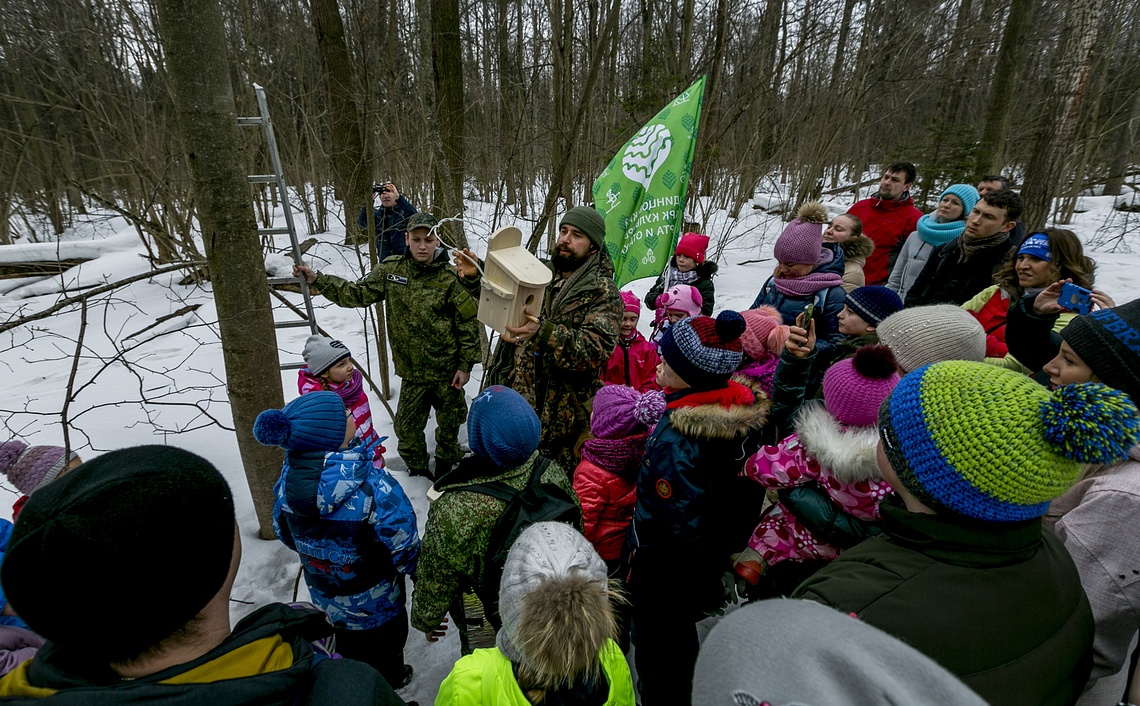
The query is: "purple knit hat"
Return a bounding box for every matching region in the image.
[591,386,666,439]
[0,441,76,495]
[773,202,832,266]
[822,346,900,427]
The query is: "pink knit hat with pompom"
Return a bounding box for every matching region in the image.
[0,441,76,495]
[740,307,791,360]
[591,386,666,439]
[822,346,900,427]
[619,290,641,314]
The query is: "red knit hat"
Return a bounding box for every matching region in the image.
[675,233,709,264]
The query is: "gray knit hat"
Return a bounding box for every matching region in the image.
[301,335,351,376]
[876,305,985,374]
[693,599,987,706]
[559,206,607,252]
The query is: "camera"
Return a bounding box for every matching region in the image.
[372,184,391,195]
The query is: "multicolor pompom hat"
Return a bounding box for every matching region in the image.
[879,361,1140,522]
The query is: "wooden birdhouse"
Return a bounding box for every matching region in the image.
[477,226,552,336]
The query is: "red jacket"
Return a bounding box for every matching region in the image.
[573,435,646,561]
[847,196,922,285]
[601,332,660,392]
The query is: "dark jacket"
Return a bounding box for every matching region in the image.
[628,380,770,614]
[904,234,1013,307]
[645,260,718,316]
[357,196,416,260]
[794,498,1094,706]
[0,604,403,704]
[1004,291,1065,378]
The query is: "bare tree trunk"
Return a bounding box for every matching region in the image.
[973,0,1034,180]
[1022,0,1105,231]
[1104,89,1140,195]
[154,0,285,539]
[432,0,466,234]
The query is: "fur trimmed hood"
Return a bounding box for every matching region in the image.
[841,235,875,262]
[794,403,882,483]
[670,377,771,441]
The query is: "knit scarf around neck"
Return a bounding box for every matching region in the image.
[668,267,700,286]
[328,369,365,405]
[581,433,648,482]
[958,231,1010,262]
[916,213,965,247]
[773,270,843,297]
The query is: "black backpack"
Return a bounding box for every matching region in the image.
[458,456,581,626]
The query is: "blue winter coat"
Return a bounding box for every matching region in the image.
[357,196,417,260]
[273,438,420,630]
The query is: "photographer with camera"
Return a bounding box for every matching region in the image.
[358,181,417,260]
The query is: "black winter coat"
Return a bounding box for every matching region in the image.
[794,498,1094,706]
[1004,291,1065,377]
[905,235,1013,307]
[645,260,718,316]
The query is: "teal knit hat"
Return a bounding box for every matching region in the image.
[879,361,1139,522]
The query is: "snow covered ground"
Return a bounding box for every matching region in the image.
[1,185,1138,703]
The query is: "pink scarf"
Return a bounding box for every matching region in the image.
[773,271,843,297]
[581,434,648,483]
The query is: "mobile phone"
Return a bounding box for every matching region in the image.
[1059,283,1093,315]
[801,303,815,329]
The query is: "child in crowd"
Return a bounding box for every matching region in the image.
[645,232,717,316]
[602,291,661,392]
[650,284,703,350]
[734,346,900,590]
[750,202,847,363]
[888,183,979,301]
[253,391,420,689]
[822,213,874,292]
[735,307,789,397]
[436,522,635,705]
[629,311,771,706]
[298,335,383,468]
[0,441,81,520]
[793,361,1139,704]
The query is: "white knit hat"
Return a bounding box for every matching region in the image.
[876,305,985,374]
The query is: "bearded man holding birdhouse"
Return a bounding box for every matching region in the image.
[456,206,623,473]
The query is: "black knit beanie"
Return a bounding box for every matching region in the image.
[1060,298,1140,405]
[1,445,236,662]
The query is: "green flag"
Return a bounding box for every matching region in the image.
[594,76,705,287]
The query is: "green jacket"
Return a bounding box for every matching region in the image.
[435,640,635,706]
[314,251,481,383]
[409,452,577,633]
[486,252,622,457]
[793,498,1094,706]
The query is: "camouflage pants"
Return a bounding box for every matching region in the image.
[394,380,467,473]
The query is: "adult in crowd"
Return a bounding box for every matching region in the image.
[905,189,1021,307]
[887,183,978,301]
[821,212,873,292]
[962,229,1095,371]
[977,174,1026,248]
[0,446,402,704]
[793,362,1140,705]
[461,206,623,472]
[847,162,923,285]
[1034,299,1140,705]
[358,181,417,260]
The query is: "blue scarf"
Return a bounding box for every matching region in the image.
[915,213,966,247]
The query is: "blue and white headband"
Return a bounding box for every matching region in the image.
[1017,233,1051,262]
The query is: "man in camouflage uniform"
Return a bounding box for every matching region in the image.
[462,206,623,472]
[294,213,481,479]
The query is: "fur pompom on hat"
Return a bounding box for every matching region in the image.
[660,311,746,390]
[253,391,348,452]
[822,345,900,427]
[879,362,1140,522]
[591,386,666,439]
[497,522,614,688]
[876,305,985,373]
[774,202,832,267]
[302,335,351,377]
[656,285,703,318]
[0,441,76,496]
[675,233,710,264]
[619,290,641,314]
[739,307,790,360]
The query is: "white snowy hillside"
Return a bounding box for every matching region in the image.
[1,185,1138,704]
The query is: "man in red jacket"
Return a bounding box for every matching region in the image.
[847,162,923,285]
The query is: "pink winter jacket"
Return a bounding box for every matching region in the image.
[298,368,384,468]
[743,404,893,567]
[601,332,661,392]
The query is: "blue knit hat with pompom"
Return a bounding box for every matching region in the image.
[253,391,348,452]
[660,310,747,390]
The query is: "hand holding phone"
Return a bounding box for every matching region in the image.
[1059,283,1093,315]
[801,303,815,329]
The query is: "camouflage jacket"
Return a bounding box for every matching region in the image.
[409,451,577,633]
[314,250,482,383]
[486,252,623,454]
